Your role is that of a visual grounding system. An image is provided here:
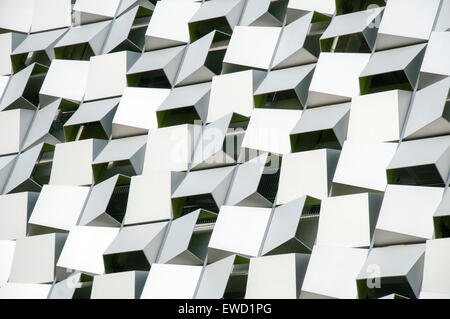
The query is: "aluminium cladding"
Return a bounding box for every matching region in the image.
[0,0,449,299]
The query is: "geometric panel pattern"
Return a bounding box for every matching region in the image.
[0,0,449,299]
